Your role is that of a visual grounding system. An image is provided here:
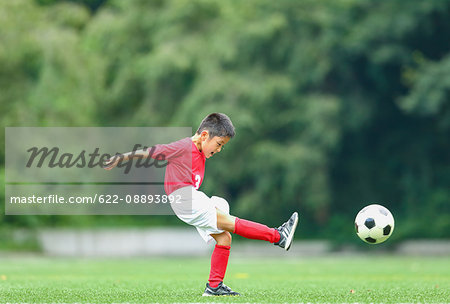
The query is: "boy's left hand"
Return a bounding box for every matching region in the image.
[102,156,121,170]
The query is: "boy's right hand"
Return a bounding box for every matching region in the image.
[102,155,121,170]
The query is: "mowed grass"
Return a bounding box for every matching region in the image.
[0,255,448,303]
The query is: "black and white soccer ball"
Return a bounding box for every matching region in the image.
[355,204,395,244]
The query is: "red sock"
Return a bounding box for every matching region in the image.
[233,218,280,243]
[208,245,230,288]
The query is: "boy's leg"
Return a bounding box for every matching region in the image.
[203,231,240,296]
[216,209,299,250]
[216,209,280,243]
[208,232,231,288]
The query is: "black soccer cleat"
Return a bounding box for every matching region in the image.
[202,282,240,296]
[274,212,299,251]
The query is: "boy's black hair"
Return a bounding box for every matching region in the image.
[196,113,235,138]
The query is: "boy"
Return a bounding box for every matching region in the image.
[104,113,299,296]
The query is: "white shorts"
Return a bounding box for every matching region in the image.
[170,186,230,243]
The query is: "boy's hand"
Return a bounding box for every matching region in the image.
[103,155,121,170]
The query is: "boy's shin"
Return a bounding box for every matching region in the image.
[208,244,230,288]
[233,217,280,243]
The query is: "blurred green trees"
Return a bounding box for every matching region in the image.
[1,0,449,241]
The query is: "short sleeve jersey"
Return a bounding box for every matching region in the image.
[149,137,206,194]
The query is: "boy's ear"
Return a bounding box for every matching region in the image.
[200,130,210,141]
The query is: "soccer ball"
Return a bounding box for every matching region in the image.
[355,204,395,244]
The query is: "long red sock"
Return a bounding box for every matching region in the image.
[233,218,280,243]
[208,245,230,288]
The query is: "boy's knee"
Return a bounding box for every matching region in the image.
[216,210,236,232]
[213,231,232,246]
[223,231,232,244]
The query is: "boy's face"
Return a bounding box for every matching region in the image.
[200,131,230,159]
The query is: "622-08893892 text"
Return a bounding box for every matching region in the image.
[99,194,182,204]
[9,194,182,205]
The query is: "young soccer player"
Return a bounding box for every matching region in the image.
[104,113,299,296]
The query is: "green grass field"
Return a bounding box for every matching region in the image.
[0,255,448,303]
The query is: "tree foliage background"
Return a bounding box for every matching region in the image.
[1,0,449,243]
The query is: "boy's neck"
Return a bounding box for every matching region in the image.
[191,134,203,152]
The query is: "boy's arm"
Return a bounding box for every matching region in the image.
[103,148,149,170]
[103,138,190,170]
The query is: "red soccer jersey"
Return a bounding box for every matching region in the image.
[149,137,205,194]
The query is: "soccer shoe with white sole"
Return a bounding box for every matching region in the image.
[202,282,240,296]
[274,212,299,251]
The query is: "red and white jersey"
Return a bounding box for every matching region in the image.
[149,137,205,194]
